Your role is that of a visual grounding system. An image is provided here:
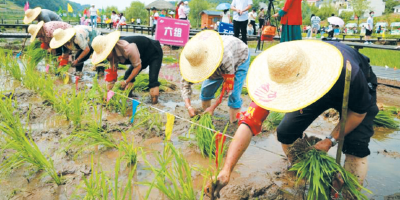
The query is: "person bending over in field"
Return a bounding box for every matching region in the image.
[49,26,103,77]
[180,30,250,123]
[205,40,378,198]
[23,7,62,24]
[91,32,163,104]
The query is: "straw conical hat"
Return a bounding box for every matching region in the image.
[23,7,42,24]
[180,30,224,83]
[28,21,44,43]
[91,31,121,65]
[49,28,76,49]
[247,40,343,112]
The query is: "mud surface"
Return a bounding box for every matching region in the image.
[1,47,400,200]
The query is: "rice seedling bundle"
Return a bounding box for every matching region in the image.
[289,137,371,200]
[374,110,400,129]
[68,89,88,127]
[133,74,170,92]
[1,49,23,81]
[263,111,285,131]
[106,81,132,116]
[118,132,138,166]
[0,94,62,185]
[141,143,202,200]
[192,114,217,158]
[133,105,163,133]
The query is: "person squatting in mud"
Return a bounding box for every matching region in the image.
[27,21,72,68]
[91,32,163,104]
[49,26,103,77]
[205,40,379,198]
[180,30,250,123]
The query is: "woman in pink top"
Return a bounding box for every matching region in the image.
[178,2,187,20]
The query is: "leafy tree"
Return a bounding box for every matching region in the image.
[188,0,211,28]
[124,1,149,24]
[316,0,336,20]
[352,0,370,25]
[339,11,353,23]
[104,6,119,16]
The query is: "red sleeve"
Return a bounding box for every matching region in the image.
[238,101,270,136]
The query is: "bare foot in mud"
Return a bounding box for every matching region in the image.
[330,172,345,199]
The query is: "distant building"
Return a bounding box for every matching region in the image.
[338,0,385,17]
[394,5,400,13]
[200,10,221,29]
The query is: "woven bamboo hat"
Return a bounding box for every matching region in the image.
[247,40,343,112]
[91,31,121,65]
[23,7,42,24]
[28,21,44,43]
[180,30,224,83]
[49,28,76,49]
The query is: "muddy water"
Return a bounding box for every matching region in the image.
[1,55,400,199]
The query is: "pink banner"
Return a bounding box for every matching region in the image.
[24,1,29,11]
[155,17,190,46]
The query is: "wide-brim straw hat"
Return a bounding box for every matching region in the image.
[180,30,224,83]
[91,31,121,65]
[23,7,42,24]
[49,28,76,49]
[28,21,44,43]
[247,40,343,112]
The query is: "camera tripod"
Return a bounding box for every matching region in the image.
[255,0,280,52]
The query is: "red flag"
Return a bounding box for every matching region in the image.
[217,74,235,104]
[75,76,80,91]
[215,132,227,168]
[24,1,30,11]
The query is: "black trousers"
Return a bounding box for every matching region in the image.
[259,19,265,30]
[250,20,256,35]
[75,46,94,72]
[124,43,163,89]
[152,24,156,36]
[233,20,248,44]
[276,92,378,158]
[328,30,334,38]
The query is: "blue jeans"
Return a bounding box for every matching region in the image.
[200,52,250,109]
[90,16,97,28]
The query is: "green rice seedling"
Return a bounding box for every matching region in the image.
[162,56,178,64]
[133,74,170,92]
[88,75,106,103]
[23,43,46,69]
[3,49,23,81]
[374,111,400,129]
[106,82,133,116]
[133,105,163,133]
[191,113,217,158]
[68,89,88,127]
[109,153,137,200]
[290,148,372,200]
[263,111,285,131]
[141,143,204,200]
[118,132,138,166]
[0,94,62,185]
[72,155,107,200]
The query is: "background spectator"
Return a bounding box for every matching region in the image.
[310,14,321,38]
[221,9,231,24]
[89,4,97,28]
[231,0,253,44]
[258,8,265,30]
[273,0,302,42]
[248,9,257,35]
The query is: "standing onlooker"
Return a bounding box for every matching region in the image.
[247,23,253,35]
[221,9,231,24]
[151,7,159,36]
[310,14,320,38]
[376,25,381,34]
[116,13,126,30]
[272,0,302,42]
[231,0,253,44]
[136,18,141,25]
[160,10,166,17]
[184,1,190,17]
[248,9,257,35]
[111,11,117,23]
[178,1,187,20]
[258,8,265,30]
[89,4,97,28]
[175,1,183,19]
[365,11,374,44]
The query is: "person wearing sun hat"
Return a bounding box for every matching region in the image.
[204,40,378,198]
[23,7,62,24]
[49,26,102,77]
[28,21,71,65]
[180,30,250,123]
[91,32,163,104]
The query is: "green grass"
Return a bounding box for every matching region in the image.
[359,48,400,68]
[162,56,178,64]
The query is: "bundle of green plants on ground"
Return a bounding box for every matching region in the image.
[190,114,219,158]
[263,111,285,131]
[133,74,171,92]
[374,110,400,129]
[141,143,204,200]
[0,48,23,81]
[162,56,178,64]
[0,94,62,185]
[133,105,163,133]
[288,137,371,200]
[23,42,46,67]
[106,81,133,116]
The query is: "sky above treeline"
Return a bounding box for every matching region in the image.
[70,0,162,11]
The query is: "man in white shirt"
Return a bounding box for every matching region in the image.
[89,4,97,28]
[231,0,252,44]
[136,18,141,25]
[248,9,257,35]
[151,7,159,36]
[365,11,374,44]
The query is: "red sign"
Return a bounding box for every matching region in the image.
[155,17,190,46]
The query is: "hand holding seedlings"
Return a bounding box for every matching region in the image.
[204,170,230,199]
[314,138,332,152]
[204,106,215,116]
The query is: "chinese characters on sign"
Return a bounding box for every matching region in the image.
[155,17,190,46]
